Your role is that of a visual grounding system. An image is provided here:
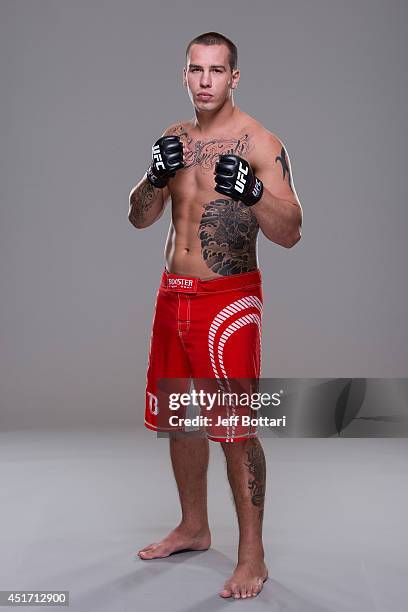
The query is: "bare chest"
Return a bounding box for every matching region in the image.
[169,127,257,197]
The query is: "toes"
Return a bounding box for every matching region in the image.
[138,543,156,554]
[138,550,153,558]
[138,544,163,559]
[252,579,263,596]
[232,586,241,599]
[220,575,266,599]
[139,547,156,556]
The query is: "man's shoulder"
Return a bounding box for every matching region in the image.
[237,112,282,147]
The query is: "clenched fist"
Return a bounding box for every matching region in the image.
[214,154,263,206]
[146,136,184,188]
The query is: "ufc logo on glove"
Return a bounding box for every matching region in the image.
[152,144,165,171]
[235,161,249,194]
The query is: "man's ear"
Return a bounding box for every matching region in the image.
[231,69,240,89]
[183,67,187,87]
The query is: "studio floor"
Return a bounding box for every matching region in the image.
[0,428,407,611]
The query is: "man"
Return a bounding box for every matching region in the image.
[128,32,302,599]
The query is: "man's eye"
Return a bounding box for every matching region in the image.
[190,68,222,72]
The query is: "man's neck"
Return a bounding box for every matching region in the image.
[192,98,239,134]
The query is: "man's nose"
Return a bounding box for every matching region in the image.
[200,71,212,87]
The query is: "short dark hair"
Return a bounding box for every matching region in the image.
[185,32,238,72]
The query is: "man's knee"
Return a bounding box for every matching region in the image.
[221,436,261,455]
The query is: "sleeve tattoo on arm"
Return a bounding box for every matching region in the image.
[130,180,158,225]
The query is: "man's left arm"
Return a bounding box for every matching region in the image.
[250,133,302,248]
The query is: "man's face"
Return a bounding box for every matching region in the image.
[183,43,239,111]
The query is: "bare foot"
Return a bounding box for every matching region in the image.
[219,560,268,599]
[137,525,211,560]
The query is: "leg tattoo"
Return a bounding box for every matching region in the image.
[245,440,266,523]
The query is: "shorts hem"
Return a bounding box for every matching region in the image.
[145,420,175,432]
[207,433,258,442]
[145,421,258,442]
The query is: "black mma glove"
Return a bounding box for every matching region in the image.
[214,154,264,206]
[146,136,184,188]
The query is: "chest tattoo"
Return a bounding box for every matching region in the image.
[168,124,252,170]
[198,199,259,276]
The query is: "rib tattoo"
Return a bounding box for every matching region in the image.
[199,199,259,275]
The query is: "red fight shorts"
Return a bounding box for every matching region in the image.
[144,268,263,442]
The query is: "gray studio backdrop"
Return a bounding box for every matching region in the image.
[1,0,407,429]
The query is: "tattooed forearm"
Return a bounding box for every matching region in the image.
[275,146,294,192]
[245,439,266,522]
[198,199,259,275]
[129,179,160,227]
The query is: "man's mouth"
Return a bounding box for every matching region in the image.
[197,93,213,100]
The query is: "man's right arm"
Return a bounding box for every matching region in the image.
[128,176,170,229]
[128,124,183,229]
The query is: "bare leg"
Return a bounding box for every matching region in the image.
[138,434,211,559]
[219,437,268,598]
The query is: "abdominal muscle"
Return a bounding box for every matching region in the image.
[164,200,222,280]
[164,191,260,280]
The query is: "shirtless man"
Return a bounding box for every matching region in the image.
[128,32,302,599]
